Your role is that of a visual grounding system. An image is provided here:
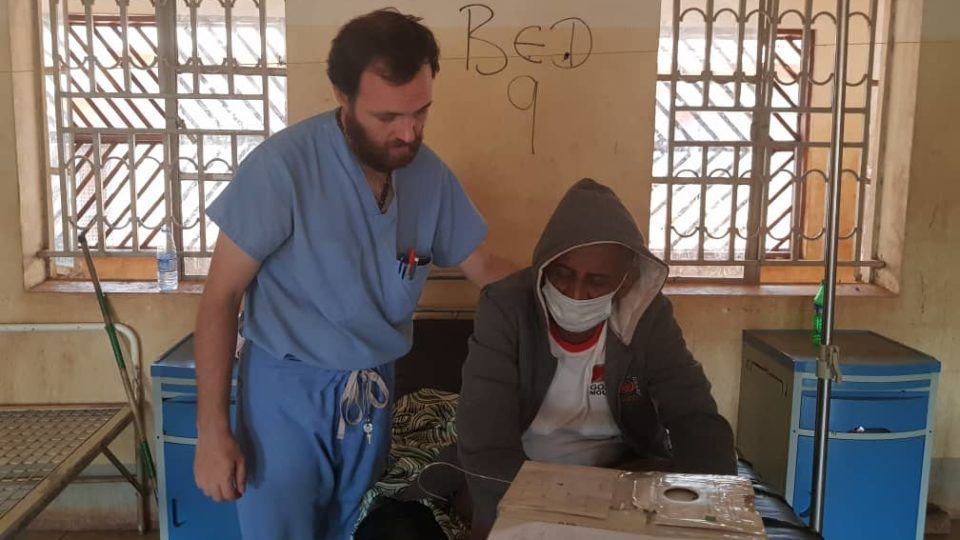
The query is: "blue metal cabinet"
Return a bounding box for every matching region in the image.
[736,329,940,540]
[152,335,242,540]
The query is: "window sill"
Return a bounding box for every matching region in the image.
[29,279,896,299]
[662,283,896,297]
[435,271,895,298]
[30,280,205,295]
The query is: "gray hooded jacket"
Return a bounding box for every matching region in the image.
[456,179,736,537]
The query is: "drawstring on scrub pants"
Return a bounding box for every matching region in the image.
[337,369,390,443]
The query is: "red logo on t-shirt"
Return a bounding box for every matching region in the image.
[590,365,606,396]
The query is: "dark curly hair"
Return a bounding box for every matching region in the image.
[327,9,441,101]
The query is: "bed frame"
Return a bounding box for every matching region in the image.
[0,323,150,539]
[396,315,820,539]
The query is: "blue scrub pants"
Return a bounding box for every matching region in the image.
[236,342,394,539]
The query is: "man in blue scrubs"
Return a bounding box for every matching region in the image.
[192,10,515,539]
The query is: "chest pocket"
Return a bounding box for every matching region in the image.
[381,221,433,323]
[391,192,435,310]
[394,254,432,305]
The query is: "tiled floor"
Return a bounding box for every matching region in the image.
[18,532,159,540]
[16,521,960,539]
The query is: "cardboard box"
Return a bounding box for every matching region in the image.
[490,461,766,539]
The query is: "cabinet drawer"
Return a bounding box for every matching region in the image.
[162,396,237,439]
[799,392,928,433]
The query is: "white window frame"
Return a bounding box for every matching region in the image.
[650,0,887,284]
[40,0,286,279]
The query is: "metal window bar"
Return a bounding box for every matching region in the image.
[650,0,886,282]
[40,0,286,279]
[853,0,881,274]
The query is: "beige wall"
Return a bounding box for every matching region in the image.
[1,0,957,526]
[0,2,199,524]
[288,0,660,270]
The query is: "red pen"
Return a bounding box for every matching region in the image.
[406,249,416,280]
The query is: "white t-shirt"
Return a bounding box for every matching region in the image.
[521,323,627,467]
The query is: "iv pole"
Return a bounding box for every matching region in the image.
[810,0,850,533]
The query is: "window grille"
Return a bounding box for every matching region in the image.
[649,0,886,282]
[40,0,287,278]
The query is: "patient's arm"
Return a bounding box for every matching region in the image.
[642,295,737,475]
[456,289,527,538]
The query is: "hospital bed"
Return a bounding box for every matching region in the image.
[374,316,822,539]
[0,323,150,540]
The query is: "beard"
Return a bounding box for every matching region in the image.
[341,107,423,173]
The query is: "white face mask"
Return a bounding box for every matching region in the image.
[541,277,619,333]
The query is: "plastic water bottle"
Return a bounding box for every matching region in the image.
[157,223,179,292]
[812,281,825,345]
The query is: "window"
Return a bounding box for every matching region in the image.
[40,0,286,281]
[650,0,887,284]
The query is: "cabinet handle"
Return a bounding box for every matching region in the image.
[171,497,186,527]
[848,426,891,434]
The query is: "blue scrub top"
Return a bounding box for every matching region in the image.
[206,110,487,370]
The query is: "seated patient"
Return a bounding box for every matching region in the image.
[457,179,736,537]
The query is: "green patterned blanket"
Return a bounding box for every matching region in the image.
[358,389,468,539]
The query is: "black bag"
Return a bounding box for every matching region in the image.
[355,498,447,540]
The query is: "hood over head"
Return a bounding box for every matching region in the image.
[533,178,669,345]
